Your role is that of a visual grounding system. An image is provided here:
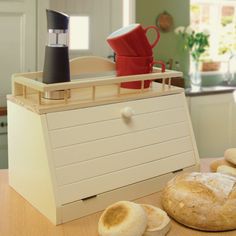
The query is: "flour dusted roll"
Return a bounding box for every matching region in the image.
[162,172,236,231]
[210,158,236,172]
[225,148,236,165]
[98,201,147,236]
[141,204,171,236]
[217,165,236,177]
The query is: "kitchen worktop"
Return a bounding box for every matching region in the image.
[0,158,235,236]
[185,85,236,97]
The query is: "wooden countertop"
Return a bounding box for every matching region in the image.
[185,86,235,97]
[0,158,235,236]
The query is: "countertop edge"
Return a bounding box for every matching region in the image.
[185,86,235,97]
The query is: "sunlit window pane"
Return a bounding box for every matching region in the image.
[69,16,89,50]
[191,0,236,72]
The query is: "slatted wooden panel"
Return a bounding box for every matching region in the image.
[49,108,186,148]
[61,165,198,223]
[53,122,189,167]
[56,137,193,185]
[46,93,184,130]
[58,151,195,204]
[48,92,195,205]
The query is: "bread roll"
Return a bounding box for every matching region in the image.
[98,201,147,236]
[141,204,171,236]
[210,158,236,172]
[225,148,236,165]
[217,165,236,177]
[162,172,236,231]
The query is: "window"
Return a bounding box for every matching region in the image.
[69,16,89,50]
[191,0,236,72]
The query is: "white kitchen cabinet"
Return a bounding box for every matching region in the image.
[188,92,236,158]
[8,56,199,225]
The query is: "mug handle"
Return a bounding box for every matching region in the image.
[144,26,161,49]
[151,60,166,73]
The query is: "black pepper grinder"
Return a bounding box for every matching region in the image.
[43,9,70,99]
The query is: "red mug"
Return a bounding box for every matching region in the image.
[107,24,160,56]
[116,56,166,89]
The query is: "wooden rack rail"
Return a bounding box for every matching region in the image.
[8,56,183,114]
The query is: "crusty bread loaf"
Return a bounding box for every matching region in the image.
[141,204,171,236]
[210,158,236,172]
[98,201,147,236]
[225,148,236,165]
[162,172,236,231]
[217,165,236,177]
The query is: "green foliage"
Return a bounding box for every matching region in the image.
[175,26,209,62]
[189,32,209,61]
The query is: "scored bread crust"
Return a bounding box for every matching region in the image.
[98,201,147,236]
[162,172,236,231]
[217,165,236,177]
[225,148,236,165]
[210,158,236,172]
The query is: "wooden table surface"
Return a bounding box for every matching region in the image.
[1,158,236,236]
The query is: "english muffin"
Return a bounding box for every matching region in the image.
[98,201,147,236]
[141,204,171,236]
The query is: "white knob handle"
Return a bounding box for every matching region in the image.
[121,107,135,119]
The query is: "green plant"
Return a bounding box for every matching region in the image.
[175,26,209,62]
